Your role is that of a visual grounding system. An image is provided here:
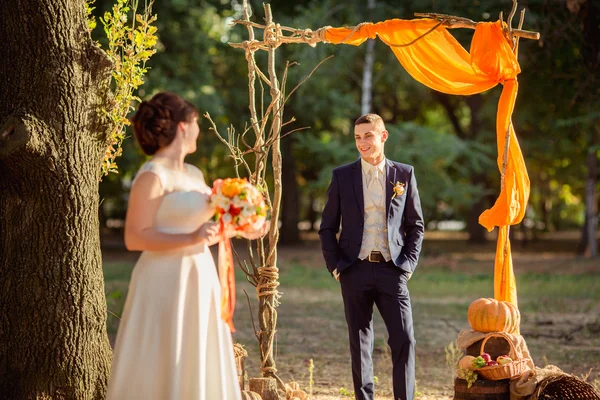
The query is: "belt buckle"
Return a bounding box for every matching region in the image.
[368,251,379,262]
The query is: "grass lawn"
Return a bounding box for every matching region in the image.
[102,236,600,399]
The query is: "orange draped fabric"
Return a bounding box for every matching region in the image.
[325,19,530,306]
[219,231,236,332]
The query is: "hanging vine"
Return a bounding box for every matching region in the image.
[86,0,158,177]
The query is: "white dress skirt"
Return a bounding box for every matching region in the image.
[107,161,241,400]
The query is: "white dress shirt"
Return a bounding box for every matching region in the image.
[358,158,391,261]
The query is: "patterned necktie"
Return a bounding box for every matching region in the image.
[368,168,383,205]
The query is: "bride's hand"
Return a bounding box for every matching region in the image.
[191,221,220,244]
[236,221,270,240]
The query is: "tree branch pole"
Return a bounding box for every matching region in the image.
[498,2,527,295]
[413,12,539,40]
[256,2,284,387]
[229,10,540,52]
[219,0,287,391]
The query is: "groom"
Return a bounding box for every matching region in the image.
[319,113,424,400]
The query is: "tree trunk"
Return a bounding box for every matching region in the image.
[360,0,376,115]
[580,149,598,257]
[466,95,488,243]
[0,0,113,398]
[434,92,489,242]
[279,136,300,244]
[307,193,318,232]
[541,178,554,232]
[466,174,489,243]
[577,0,599,257]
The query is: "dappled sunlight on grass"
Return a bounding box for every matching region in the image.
[102,242,600,399]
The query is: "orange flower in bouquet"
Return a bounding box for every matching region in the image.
[210,178,268,233]
[210,178,268,332]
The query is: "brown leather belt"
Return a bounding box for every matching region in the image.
[367,251,385,263]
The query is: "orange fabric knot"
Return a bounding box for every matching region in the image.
[471,21,521,83]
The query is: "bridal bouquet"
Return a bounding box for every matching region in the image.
[209,177,267,333]
[210,177,268,233]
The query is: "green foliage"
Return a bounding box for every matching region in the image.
[385,122,493,219]
[91,0,158,176]
[85,0,97,32]
[94,0,597,238]
[308,358,314,396]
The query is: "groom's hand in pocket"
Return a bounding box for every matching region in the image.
[332,268,340,282]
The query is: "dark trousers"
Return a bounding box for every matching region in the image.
[340,259,415,400]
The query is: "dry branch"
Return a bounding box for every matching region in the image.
[414,12,539,40]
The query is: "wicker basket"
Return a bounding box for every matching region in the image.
[536,374,600,400]
[477,332,531,380]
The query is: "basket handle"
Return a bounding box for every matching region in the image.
[479,331,523,360]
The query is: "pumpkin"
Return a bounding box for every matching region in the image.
[241,391,262,400]
[458,355,476,371]
[468,298,520,334]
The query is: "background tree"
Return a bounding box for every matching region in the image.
[0,0,114,397]
[95,0,598,251]
[0,0,157,396]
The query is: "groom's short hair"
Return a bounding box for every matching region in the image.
[355,113,386,132]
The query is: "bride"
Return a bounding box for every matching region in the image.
[107,92,258,400]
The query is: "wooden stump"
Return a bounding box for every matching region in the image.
[454,378,510,400]
[233,343,248,391]
[249,377,278,400]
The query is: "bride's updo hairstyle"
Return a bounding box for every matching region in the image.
[132,92,198,155]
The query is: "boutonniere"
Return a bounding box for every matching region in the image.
[391,181,405,199]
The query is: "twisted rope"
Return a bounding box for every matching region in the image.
[255,264,281,378]
[264,23,281,48]
[256,266,281,304]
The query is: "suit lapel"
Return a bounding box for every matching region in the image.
[352,159,364,218]
[386,159,396,218]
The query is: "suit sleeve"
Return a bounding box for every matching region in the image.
[318,169,341,274]
[398,167,425,273]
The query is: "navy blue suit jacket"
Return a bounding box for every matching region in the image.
[319,158,425,275]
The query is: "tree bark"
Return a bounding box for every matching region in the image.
[307,193,318,232]
[435,92,488,243]
[0,0,113,398]
[580,149,598,257]
[465,94,488,243]
[466,174,489,243]
[280,135,300,244]
[577,0,599,257]
[360,0,376,115]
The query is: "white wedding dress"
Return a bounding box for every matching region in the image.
[107,161,241,400]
